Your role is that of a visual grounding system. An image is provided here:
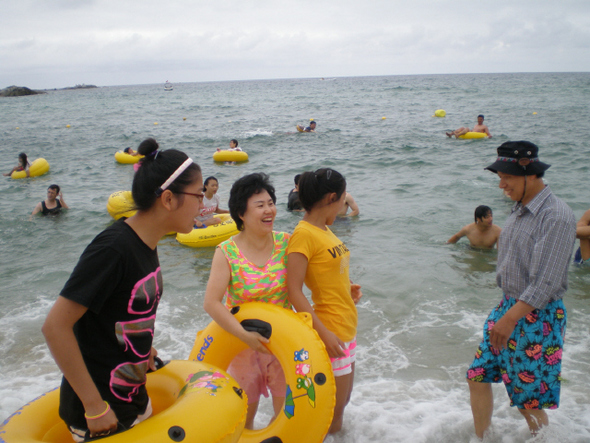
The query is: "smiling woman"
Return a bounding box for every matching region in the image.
[202,172,293,430]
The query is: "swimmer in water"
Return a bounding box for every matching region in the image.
[447,205,501,248]
[4,152,30,177]
[337,192,360,217]
[32,184,70,216]
[304,121,317,132]
[446,115,491,139]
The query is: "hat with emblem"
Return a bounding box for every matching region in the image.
[485,141,551,176]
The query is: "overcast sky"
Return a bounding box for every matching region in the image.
[1,0,589,89]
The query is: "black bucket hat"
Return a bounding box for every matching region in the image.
[485,141,551,176]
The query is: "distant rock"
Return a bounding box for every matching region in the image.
[62,84,98,90]
[0,86,42,97]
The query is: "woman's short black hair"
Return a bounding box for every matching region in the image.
[228,173,276,231]
[48,184,60,194]
[132,138,201,211]
[297,168,346,212]
[230,139,239,147]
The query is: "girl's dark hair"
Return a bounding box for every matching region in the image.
[203,176,218,192]
[18,152,28,168]
[229,173,276,231]
[132,138,201,211]
[123,147,132,154]
[297,168,346,212]
[48,184,60,194]
[230,139,239,147]
[474,205,492,222]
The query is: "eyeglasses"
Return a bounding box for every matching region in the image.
[176,191,205,201]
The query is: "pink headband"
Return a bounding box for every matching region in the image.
[157,158,193,194]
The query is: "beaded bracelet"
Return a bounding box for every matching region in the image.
[84,401,110,420]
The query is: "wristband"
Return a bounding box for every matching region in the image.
[84,401,110,420]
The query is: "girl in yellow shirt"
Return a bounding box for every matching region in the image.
[287,167,362,434]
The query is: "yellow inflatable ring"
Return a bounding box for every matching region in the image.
[176,214,239,248]
[115,151,144,164]
[434,109,446,117]
[107,190,136,220]
[212,151,249,163]
[189,302,336,443]
[11,158,50,179]
[296,124,305,132]
[458,132,487,139]
[0,360,247,443]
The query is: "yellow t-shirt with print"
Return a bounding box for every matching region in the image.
[288,220,358,342]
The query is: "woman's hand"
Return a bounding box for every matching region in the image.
[241,330,271,354]
[351,282,363,305]
[318,328,346,359]
[85,402,118,438]
[148,347,158,371]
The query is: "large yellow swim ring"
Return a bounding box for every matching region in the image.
[115,151,144,164]
[434,109,446,117]
[458,132,487,139]
[106,190,136,220]
[11,158,50,179]
[176,214,239,247]
[189,302,336,443]
[212,151,249,163]
[0,360,247,443]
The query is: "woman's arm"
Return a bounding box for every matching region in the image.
[287,252,345,358]
[203,248,270,353]
[42,296,118,436]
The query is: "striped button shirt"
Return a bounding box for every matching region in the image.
[496,186,576,310]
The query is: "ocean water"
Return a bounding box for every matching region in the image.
[1,73,590,442]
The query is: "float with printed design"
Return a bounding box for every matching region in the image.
[189,302,336,443]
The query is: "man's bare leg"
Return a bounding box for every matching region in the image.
[468,379,493,439]
[518,408,549,436]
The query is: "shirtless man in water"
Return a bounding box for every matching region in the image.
[446,115,492,138]
[447,205,500,248]
[337,192,360,217]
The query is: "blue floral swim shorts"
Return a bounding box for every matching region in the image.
[466,294,566,410]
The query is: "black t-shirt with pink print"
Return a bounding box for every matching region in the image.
[58,220,162,430]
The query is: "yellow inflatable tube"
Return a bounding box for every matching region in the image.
[213,151,249,163]
[458,132,487,139]
[176,214,239,247]
[11,158,50,179]
[0,360,247,443]
[189,302,336,443]
[107,190,136,220]
[115,151,144,164]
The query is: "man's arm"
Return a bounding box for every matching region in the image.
[576,209,590,238]
[484,125,491,137]
[447,225,468,244]
[343,194,359,217]
[518,214,576,309]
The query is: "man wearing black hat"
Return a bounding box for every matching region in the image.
[466,141,576,438]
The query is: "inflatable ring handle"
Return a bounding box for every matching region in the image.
[240,319,272,339]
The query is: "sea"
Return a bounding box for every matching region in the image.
[1,73,590,442]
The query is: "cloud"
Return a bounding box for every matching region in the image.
[1,0,589,88]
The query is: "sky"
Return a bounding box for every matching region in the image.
[1,0,589,89]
